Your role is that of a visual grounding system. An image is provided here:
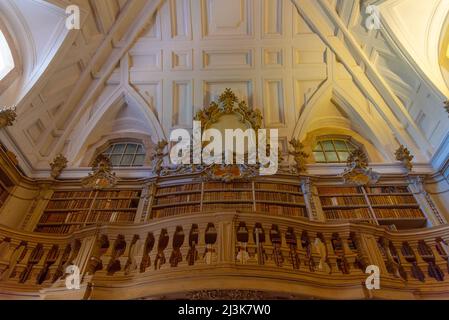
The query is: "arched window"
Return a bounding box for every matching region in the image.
[313,137,358,163]
[102,142,146,167]
[0,30,14,81]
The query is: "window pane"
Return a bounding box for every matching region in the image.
[321,140,335,151]
[110,155,122,166]
[338,152,350,162]
[125,144,137,154]
[347,142,356,151]
[134,154,145,166]
[136,144,144,154]
[325,152,339,162]
[112,144,126,154]
[313,152,326,162]
[120,154,134,166]
[313,142,323,152]
[333,140,347,150]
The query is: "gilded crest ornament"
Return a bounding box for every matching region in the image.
[342,149,379,186]
[203,163,259,183]
[395,145,413,172]
[289,138,308,173]
[0,108,17,129]
[194,88,262,131]
[81,155,117,189]
[151,140,169,175]
[50,154,68,179]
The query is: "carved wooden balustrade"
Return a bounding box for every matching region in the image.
[0,212,449,299]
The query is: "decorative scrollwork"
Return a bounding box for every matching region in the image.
[195,88,262,131]
[288,138,308,173]
[50,154,68,179]
[395,145,413,172]
[81,155,117,190]
[342,149,379,186]
[151,140,169,176]
[0,108,17,129]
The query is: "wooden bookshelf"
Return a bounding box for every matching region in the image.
[150,181,308,219]
[0,183,8,209]
[34,189,141,234]
[318,185,427,229]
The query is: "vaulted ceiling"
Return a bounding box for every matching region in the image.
[0,0,448,178]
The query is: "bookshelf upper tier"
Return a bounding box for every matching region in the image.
[33,178,431,234]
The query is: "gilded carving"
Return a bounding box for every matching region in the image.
[195,88,262,131]
[0,108,17,129]
[395,145,414,172]
[342,149,379,186]
[288,138,308,173]
[151,140,169,175]
[81,155,117,190]
[50,154,68,179]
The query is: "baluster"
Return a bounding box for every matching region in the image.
[236,222,249,264]
[86,235,109,276]
[332,233,349,274]
[20,244,44,283]
[285,227,300,270]
[314,233,331,274]
[418,240,444,281]
[203,223,217,265]
[125,235,141,275]
[253,223,267,266]
[170,226,184,267]
[154,229,169,270]
[269,224,283,267]
[401,242,425,282]
[186,224,199,266]
[37,245,59,284]
[140,233,155,273]
[300,231,314,271]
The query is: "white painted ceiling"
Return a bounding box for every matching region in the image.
[0,0,448,178]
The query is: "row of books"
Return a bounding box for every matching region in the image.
[373,208,425,219]
[45,198,139,210]
[204,191,253,201]
[366,186,410,194]
[156,184,201,195]
[205,182,252,190]
[152,204,201,218]
[51,191,96,199]
[368,195,417,205]
[318,186,363,195]
[324,208,372,220]
[95,190,140,198]
[255,191,304,203]
[254,183,299,193]
[154,193,202,205]
[203,203,253,212]
[256,203,307,217]
[93,199,139,209]
[89,211,136,223]
[46,199,93,210]
[35,225,79,234]
[39,212,68,224]
[320,196,367,206]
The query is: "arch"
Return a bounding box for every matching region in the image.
[293,83,395,162]
[67,85,165,166]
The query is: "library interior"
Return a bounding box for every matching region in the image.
[0,0,449,300]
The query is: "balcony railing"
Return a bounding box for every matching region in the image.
[1,211,449,299]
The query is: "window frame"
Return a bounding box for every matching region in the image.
[312,136,361,164]
[99,141,146,168]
